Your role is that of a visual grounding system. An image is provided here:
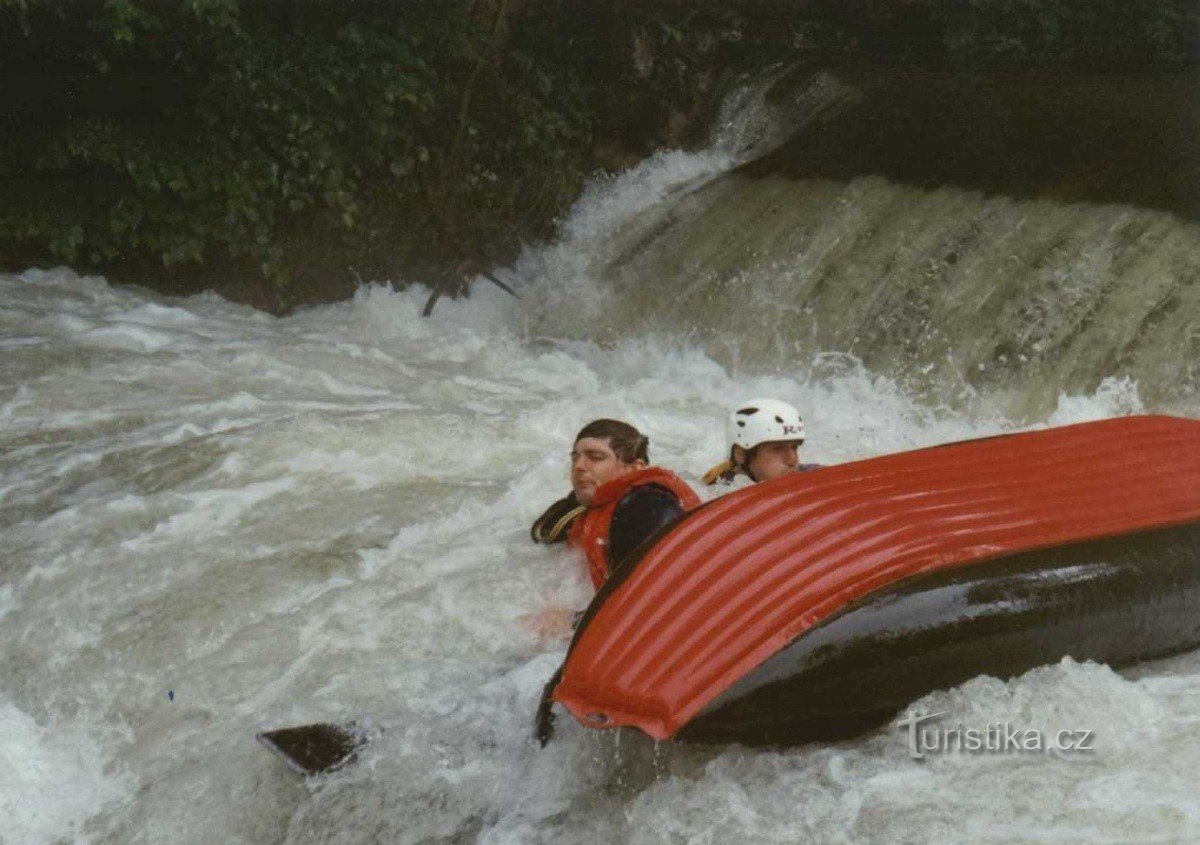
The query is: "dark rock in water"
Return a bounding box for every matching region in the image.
[256,722,366,776]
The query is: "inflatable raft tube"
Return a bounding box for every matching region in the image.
[537,415,1200,745]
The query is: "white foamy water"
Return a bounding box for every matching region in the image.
[0,699,132,844]
[3,119,1199,843]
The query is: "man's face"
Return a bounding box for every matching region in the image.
[746,440,800,482]
[570,436,642,504]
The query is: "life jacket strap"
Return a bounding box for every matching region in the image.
[702,459,736,486]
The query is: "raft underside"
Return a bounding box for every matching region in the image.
[678,520,1200,745]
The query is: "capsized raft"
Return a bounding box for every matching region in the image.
[538,415,1200,745]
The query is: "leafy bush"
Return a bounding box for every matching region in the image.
[1,0,1195,307]
[0,0,592,299]
[931,0,1200,68]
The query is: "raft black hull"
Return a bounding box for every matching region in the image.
[680,521,1200,745]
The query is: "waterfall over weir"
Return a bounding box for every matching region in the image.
[519,70,1200,419]
[579,172,1200,417]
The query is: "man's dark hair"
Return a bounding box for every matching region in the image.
[575,419,650,464]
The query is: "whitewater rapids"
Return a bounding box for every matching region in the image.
[3,120,1200,843]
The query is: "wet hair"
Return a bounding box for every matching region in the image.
[739,444,758,481]
[574,419,650,464]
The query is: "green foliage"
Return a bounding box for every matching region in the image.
[635,0,1200,70]
[931,0,1200,68]
[2,0,1196,303]
[0,0,593,289]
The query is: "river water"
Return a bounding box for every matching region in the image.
[3,86,1200,843]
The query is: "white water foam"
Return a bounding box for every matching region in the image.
[3,263,1196,844]
[0,699,132,844]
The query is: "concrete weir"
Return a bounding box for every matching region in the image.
[588,71,1200,416]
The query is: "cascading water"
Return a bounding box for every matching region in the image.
[2,71,1199,843]
[558,172,1200,418]
[517,71,1200,420]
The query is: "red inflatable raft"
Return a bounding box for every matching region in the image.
[538,415,1200,745]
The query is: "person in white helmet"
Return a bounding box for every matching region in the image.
[703,398,822,486]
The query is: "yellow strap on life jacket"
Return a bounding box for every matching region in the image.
[534,504,586,543]
[702,459,736,486]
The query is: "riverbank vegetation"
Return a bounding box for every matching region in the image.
[2,0,1196,311]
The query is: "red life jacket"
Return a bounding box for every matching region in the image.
[568,468,701,589]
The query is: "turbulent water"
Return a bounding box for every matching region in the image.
[525,72,1200,421]
[4,84,1200,843]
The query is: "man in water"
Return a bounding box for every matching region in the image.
[703,398,821,486]
[531,418,700,588]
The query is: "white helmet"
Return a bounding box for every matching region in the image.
[727,398,805,451]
